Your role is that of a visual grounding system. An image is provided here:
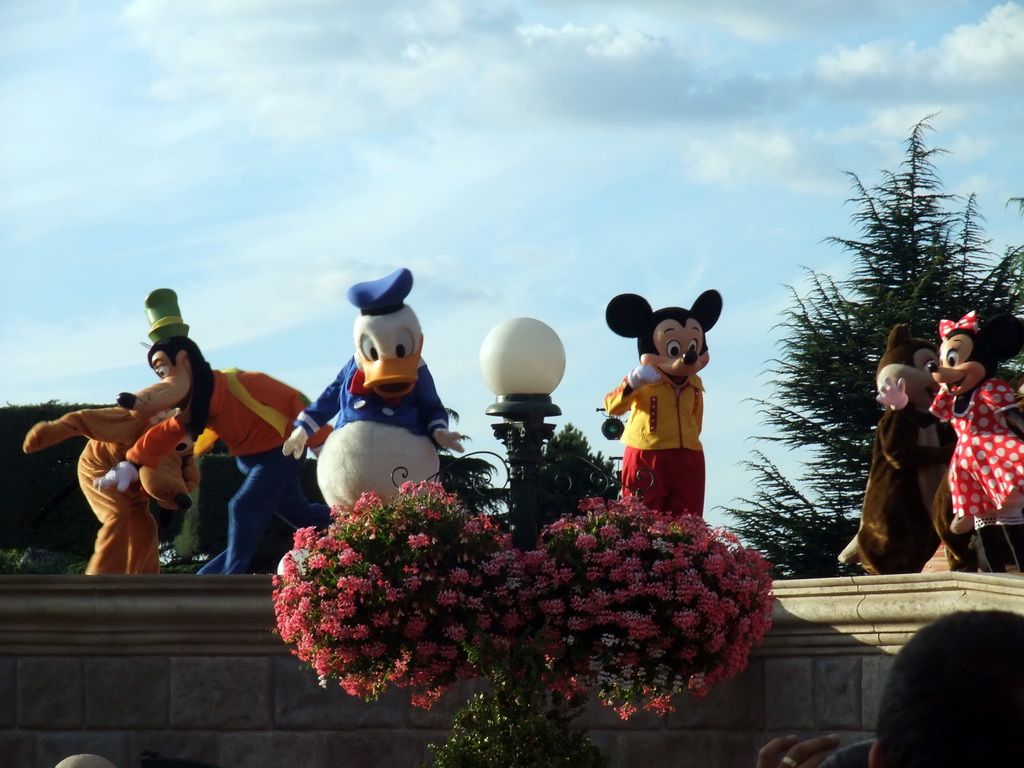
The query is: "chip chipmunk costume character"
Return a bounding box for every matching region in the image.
[22,407,198,574]
[103,288,332,574]
[839,324,974,574]
[878,311,1024,573]
[283,268,464,509]
[603,290,722,518]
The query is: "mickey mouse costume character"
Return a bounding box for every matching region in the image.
[603,290,722,518]
[105,289,332,574]
[878,311,1024,572]
[283,268,463,509]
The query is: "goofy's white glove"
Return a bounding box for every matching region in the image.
[282,426,310,459]
[94,460,140,493]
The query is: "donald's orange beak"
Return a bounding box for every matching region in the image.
[361,354,420,398]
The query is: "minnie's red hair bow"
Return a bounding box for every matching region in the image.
[939,311,979,339]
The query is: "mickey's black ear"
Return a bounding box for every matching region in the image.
[983,314,1024,361]
[690,290,723,333]
[606,294,653,338]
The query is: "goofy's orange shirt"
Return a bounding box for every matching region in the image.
[128,370,324,468]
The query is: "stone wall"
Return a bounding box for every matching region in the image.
[2,572,1023,768]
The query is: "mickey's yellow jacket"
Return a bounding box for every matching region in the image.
[604,374,704,451]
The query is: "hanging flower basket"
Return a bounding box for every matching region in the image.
[273,483,774,765]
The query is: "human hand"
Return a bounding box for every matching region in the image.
[627,364,661,389]
[756,734,841,768]
[876,376,908,410]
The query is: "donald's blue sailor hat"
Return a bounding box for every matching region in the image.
[347,268,413,316]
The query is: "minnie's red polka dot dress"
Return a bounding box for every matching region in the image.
[931,379,1024,526]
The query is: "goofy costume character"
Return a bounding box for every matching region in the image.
[106,289,331,574]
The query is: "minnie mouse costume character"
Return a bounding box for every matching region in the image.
[603,290,722,518]
[879,311,1024,572]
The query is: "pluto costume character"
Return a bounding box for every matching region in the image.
[839,325,973,574]
[22,407,198,575]
[603,290,722,518]
[283,268,463,508]
[107,289,331,574]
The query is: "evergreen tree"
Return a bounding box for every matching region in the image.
[726,118,1024,578]
[538,424,618,524]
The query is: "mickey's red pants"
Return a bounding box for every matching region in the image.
[620,445,705,518]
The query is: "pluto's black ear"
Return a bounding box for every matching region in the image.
[690,290,723,333]
[982,314,1024,361]
[606,294,653,338]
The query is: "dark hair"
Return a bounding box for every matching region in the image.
[819,740,872,768]
[876,610,1024,767]
[148,336,214,440]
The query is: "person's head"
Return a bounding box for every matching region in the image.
[871,610,1024,768]
[820,740,872,768]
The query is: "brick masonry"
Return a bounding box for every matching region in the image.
[2,572,1022,768]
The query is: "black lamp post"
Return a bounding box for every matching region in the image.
[480,318,566,550]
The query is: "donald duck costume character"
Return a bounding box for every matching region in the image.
[283,268,463,508]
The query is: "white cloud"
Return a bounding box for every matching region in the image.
[814,2,1024,96]
[939,2,1024,81]
[679,125,847,194]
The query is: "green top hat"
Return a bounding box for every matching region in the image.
[145,288,190,342]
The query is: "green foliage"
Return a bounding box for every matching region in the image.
[429,674,607,768]
[539,424,618,524]
[2,401,106,563]
[0,548,87,574]
[438,453,508,518]
[726,118,1024,578]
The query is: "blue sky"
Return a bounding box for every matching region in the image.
[2,1,1023,528]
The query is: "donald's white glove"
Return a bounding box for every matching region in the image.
[282,426,310,459]
[876,376,909,410]
[627,364,661,390]
[433,428,465,453]
[94,461,140,493]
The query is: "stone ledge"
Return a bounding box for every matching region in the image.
[1,572,1023,657]
[0,575,282,656]
[763,571,1024,655]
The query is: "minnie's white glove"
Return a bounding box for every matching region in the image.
[876,376,909,410]
[627,364,661,390]
[282,426,309,459]
[94,461,140,493]
[433,428,465,453]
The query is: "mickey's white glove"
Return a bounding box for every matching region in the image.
[627,364,661,390]
[876,376,909,410]
[433,428,465,453]
[282,426,309,459]
[94,461,140,493]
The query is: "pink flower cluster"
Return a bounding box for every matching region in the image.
[273,486,774,718]
[273,482,518,708]
[529,497,774,717]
